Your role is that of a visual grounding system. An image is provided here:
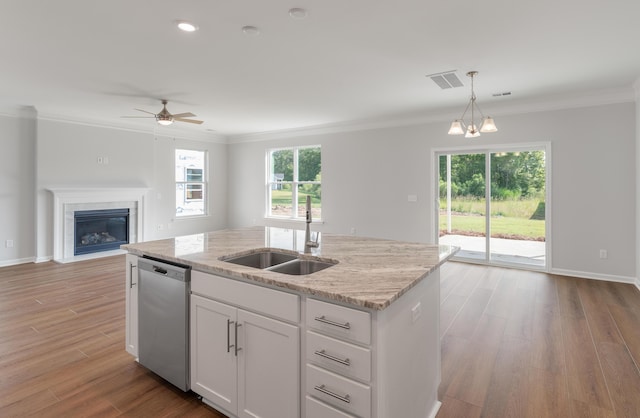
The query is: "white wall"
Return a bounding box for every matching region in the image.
[24,119,227,262]
[0,109,37,265]
[1,100,636,281]
[228,102,636,280]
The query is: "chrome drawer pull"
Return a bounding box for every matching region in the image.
[314,349,351,366]
[314,315,351,330]
[314,384,351,404]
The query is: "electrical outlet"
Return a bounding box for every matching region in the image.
[599,249,608,259]
[350,227,356,235]
[103,156,109,165]
[408,194,418,202]
[6,239,14,248]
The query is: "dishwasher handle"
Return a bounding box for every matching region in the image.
[138,258,191,282]
[153,266,168,275]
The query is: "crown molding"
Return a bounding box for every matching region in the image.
[227,86,635,144]
[36,112,228,144]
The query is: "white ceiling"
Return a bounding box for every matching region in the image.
[2,0,639,138]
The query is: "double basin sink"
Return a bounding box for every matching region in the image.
[220,249,337,276]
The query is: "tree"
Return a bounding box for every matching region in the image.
[440,151,545,199]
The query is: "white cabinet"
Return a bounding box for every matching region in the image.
[304,299,372,418]
[124,253,138,357]
[191,295,238,411]
[190,272,300,418]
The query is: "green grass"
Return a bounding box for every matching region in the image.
[271,189,320,205]
[440,197,546,240]
[441,197,544,219]
[440,214,545,240]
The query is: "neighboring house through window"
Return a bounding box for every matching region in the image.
[176,149,207,217]
[267,146,321,220]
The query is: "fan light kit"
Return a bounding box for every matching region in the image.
[448,71,497,138]
[122,100,204,126]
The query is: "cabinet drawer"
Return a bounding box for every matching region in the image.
[306,331,371,382]
[306,395,356,418]
[306,364,371,418]
[192,270,299,323]
[306,299,371,345]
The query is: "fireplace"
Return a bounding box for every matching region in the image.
[49,187,148,263]
[74,209,130,255]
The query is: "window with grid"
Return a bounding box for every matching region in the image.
[267,146,321,220]
[175,149,207,217]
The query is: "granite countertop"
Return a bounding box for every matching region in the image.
[122,226,458,310]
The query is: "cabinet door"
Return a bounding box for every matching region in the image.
[237,309,299,418]
[125,254,138,357]
[191,294,238,412]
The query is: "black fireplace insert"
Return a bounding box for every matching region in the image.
[74,208,129,255]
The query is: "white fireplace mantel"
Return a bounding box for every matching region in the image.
[49,188,149,263]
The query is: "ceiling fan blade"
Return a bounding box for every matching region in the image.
[171,112,196,118]
[121,116,156,118]
[174,117,204,125]
[134,108,157,116]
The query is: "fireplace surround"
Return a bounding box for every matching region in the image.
[49,188,148,263]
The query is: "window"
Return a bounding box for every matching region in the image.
[267,146,321,220]
[175,149,207,217]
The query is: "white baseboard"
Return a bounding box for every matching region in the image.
[35,256,52,263]
[0,257,36,267]
[53,249,126,264]
[636,277,640,292]
[550,268,637,285]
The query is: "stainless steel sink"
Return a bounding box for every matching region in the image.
[267,259,337,275]
[220,250,297,269]
[220,249,337,276]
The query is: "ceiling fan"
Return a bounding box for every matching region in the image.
[122,99,203,125]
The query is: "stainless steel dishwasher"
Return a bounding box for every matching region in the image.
[138,257,191,391]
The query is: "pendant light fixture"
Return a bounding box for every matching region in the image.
[448,71,497,138]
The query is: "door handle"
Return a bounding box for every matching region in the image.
[227,319,234,353]
[235,322,242,356]
[129,263,137,288]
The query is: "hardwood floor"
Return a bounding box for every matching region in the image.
[0,256,224,417]
[437,262,640,418]
[1,256,639,417]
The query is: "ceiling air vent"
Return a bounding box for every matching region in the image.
[426,71,463,89]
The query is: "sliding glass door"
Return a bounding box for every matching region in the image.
[437,146,548,269]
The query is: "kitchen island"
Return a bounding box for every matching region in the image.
[123,227,458,418]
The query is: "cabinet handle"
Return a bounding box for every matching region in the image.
[314,349,351,366]
[235,322,242,356]
[314,384,351,404]
[227,319,234,353]
[129,263,137,288]
[314,315,351,330]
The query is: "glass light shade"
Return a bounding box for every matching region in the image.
[157,117,174,126]
[480,117,498,133]
[448,120,464,135]
[465,124,481,138]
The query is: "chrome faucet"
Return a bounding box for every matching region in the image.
[304,195,319,253]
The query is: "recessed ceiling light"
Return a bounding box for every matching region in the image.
[242,25,260,36]
[288,8,308,19]
[176,20,198,32]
